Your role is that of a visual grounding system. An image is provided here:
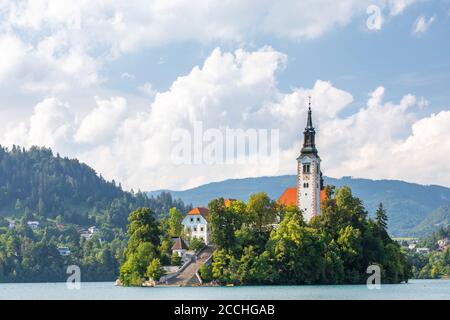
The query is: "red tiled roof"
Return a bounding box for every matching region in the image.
[172,237,188,250]
[224,198,237,207]
[320,189,327,203]
[278,187,297,206]
[187,207,209,218]
[278,187,328,207]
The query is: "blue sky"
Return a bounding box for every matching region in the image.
[0,0,449,190]
[104,1,450,115]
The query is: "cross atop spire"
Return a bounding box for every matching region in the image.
[306,95,313,129]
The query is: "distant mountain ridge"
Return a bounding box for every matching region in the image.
[149,175,450,237]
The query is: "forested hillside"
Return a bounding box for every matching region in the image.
[411,206,450,237]
[408,225,450,279]
[0,145,190,228]
[0,145,191,283]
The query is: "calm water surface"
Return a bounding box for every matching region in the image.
[0,279,448,300]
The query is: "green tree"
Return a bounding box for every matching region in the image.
[167,207,184,237]
[209,199,237,250]
[211,249,240,284]
[126,208,160,254]
[119,208,161,286]
[170,252,182,266]
[199,264,213,283]
[269,208,326,284]
[375,203,389,242]
[15,199,22,212]
[323,241,344,284]
[336,225,363,283]
[246,193,277,233]
[189,237,205,252]
[146,258,164,281]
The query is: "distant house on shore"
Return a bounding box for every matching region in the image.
[88,226,98,235]
[416,247,430,254]
[79,226,99,240]
[438,238,449,252]
[80,230,91,240]
[27,221,39,229]
[57,247,71,256]
[181,199,237,245]
[172,237,189,257]
[7,219,16,230]
[182,207,210,245]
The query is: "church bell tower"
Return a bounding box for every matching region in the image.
[297,98,322,221]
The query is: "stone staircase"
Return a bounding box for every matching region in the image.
[166,245,215,286]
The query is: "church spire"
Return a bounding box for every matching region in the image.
[306,96,313,129]
[300,96,318,155]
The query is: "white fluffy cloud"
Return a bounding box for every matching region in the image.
[0,34,27,82]
[2,47,449,190]
[388,0,423,16]
[391,110,450,184]
[0,0,424,113]
[3,0,369,52]
[412,14,436,35]
[3,98,75,155]
[0,31,101,93]
[75,97,127,144]
[0,0,423,61]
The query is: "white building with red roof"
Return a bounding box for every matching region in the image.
[182,207,210,245]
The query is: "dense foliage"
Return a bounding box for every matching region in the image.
[0,218,126,282]
[418,225,450,250]
[0,145,191,228]
[119,208,166,286]
[0,145,191,283]
[409,249,450,279]
[408,226,450,279]
[204,187,411,285]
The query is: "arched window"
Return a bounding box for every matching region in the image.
[302,164,311,174]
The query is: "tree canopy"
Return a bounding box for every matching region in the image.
[205,187,411,285]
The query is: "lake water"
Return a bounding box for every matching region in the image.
[0,279,448,300]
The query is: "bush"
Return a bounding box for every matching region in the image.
[171,252,182,266]
[146,258,164,281]
[199,264,213,283]
[189,237,205,252]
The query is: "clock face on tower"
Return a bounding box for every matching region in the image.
[304,175,310,180]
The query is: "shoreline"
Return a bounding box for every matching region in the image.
[1,278,449,286]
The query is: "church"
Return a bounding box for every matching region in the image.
[278,100,327,222]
